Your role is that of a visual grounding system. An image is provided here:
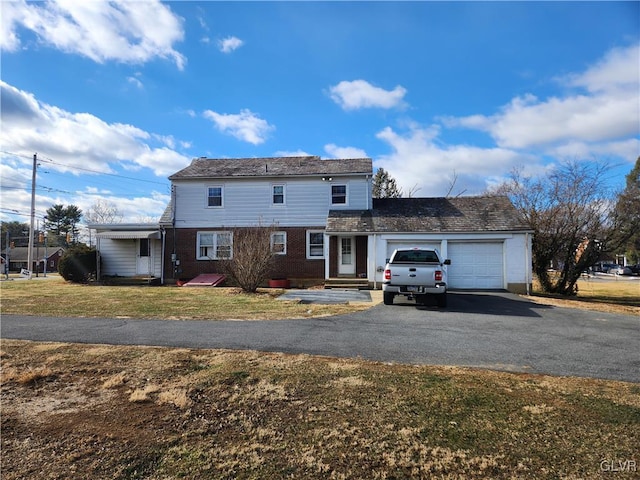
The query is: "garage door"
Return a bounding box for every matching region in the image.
[448,242,504,289]
[386,241,440,261]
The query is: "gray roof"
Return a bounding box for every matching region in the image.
[2,246,64,262]
[169,156,373,180]
[327,196,531,233]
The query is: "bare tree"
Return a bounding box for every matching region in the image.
[218,223,278,293]
[84,200,123,224]
[492,160,630,296]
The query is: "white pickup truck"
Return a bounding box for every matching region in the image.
[382,248,451,307]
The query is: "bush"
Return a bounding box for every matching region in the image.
[58,245,97,283]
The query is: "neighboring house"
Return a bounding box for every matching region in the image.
[90,155,533,293]
[1,246,65,274]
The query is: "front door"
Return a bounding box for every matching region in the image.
[136,238,152,275]
[338,237,356,276]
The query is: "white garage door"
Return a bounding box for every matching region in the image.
[448,242,504,289]
[386,241,440,261]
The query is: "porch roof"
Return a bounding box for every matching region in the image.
[326,196,531,234]
[96,230,161,240]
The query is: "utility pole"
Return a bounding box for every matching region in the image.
[26,153,37,279]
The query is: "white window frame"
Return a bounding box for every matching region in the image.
[306,230,325,259]
[206,185,224,208]
[270,231,287,255]
[196,231,233,260]
[272,184,286,206]
[331,184,348,205]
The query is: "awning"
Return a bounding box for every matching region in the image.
[96,230,161,240]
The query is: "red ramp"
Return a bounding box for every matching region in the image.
[182,274,226,287]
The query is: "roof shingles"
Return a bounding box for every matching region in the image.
[169,156,372,180]
[327,197,531,233]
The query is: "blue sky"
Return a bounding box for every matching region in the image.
[1,1,638,225]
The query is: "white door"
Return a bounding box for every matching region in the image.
[338,237,356,275]
[136,238,152,275]
[448,242,504,289]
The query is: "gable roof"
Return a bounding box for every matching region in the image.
[326,196,531,233]
[169,156,372,180]
[1,246,65,262]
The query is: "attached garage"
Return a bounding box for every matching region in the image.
[327,196,533,294]
[447,242,504,289]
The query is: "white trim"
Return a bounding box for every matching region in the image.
[206,185,224,208]
[270,231,287,255]
[306,230,325,259]
[271,183,286,206]
[196,231,233,260]
[331,183,348,205]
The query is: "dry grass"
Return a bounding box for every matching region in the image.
[0,277,371,320]
[2,339,638,479]
[528,276,640,315]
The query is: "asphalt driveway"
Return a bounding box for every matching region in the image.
[2,291,638,382]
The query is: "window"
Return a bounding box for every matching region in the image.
[331,184,347,204]
[306,230,325,259]
[139,238,150,257]
[197,231,233,260]
[271,232,287,255]
[207,186,223,207]
[272,185,285,205]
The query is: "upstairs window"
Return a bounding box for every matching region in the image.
[207,186,223,207]
[331,185,347,204]
[197,231,233,260]
[272,185,285,205]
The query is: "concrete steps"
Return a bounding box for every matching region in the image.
[324,278,369,290]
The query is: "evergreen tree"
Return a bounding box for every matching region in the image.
[372,168,402,198]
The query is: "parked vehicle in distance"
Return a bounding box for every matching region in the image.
[382,248,451,307]
[628,264,640,275]
[611,265,633,276]
[594,263,619,273]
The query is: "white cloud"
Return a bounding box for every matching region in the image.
[444,43,639,152]
[127,76,143,89]
[375,124,530,197]
[324,144,368,159]
[218,36,243,53]
[0,81,191,177]
[1,0,186,69]
[274,149,311,157]
[329,79,407,111]
[203,109,274,145]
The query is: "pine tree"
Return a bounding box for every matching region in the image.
[372,168,402,198]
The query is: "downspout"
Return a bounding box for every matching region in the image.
[373,233,377,290]
[525,232,530,296]
[161,228,165,285]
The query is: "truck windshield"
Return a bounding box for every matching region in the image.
[392,251,439,263]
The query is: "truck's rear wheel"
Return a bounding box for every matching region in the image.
[436,293,447,308]
[383,292,395,305]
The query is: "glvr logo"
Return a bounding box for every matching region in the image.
[600,460,637,472]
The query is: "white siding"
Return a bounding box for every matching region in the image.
[174,176,371,228]
[98,238,162,277]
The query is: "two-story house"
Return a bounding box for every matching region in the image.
[90,155,533,292]
[162,156,373,284]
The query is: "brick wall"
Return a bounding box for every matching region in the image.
[164,226,326,283]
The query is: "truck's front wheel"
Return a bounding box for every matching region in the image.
[383,292,395,305]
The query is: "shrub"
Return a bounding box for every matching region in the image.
[58,245,97,283]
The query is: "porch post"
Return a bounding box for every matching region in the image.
[324,232,330,280]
